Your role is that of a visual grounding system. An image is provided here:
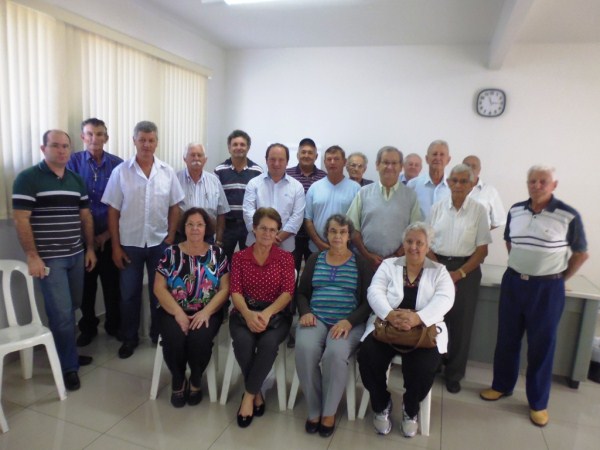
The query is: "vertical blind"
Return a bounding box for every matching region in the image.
[0,0,207,219]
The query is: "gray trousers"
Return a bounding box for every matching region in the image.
[295,319,365,419]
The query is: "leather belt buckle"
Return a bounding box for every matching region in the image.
[520,274,529,281]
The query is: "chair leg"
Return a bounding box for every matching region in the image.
[44,342,67,401]
[220,340,237,405]
[275,342,287,411]
[420,388,432,436]
[207,347,218,403]
[0,361,8,433]
[357,388,370,419]
[149,338,164,400]
[345,356,356,421]
[287,369,300,410]
[19,348,33,380]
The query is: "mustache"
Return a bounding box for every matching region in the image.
[190,161,203,166]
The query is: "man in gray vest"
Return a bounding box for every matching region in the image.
[347,146,422,270]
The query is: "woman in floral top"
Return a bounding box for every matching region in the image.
[154,208,229,408]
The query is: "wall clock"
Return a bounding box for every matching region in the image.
[476,89,506,117]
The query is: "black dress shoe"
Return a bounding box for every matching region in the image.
[118,342,137,359]
[253,402,265,417]
[187,386,203,406]
[305,419,320,434]
[78,355,93,366]
[76,332,97,347]
[171,381,188,408]
[237,409,253,428]
[64,371,80,391]
[318,424,335,438]
[446,380,461,394]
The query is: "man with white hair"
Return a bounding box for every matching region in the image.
[178,142,230,243]
[480,166,588,428]
[463,155,505,230]
[399,153,422,184]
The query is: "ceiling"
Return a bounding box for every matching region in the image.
[141,0,600,67]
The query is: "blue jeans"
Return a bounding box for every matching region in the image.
[38,252,84,374]
[119,244,166,344]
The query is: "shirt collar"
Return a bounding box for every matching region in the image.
[526,195,559,213]
[377,180,400,194]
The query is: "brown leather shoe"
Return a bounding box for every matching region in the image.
[530,409,549,427]
[479,388,512,401]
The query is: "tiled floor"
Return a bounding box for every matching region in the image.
[2,327,600,450]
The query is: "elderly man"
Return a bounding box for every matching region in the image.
[480,166,588,427]
[347,146,421,270]
[243,143,305,252]
[215,130,263,262]
[286,138,326,271]
[178,142,230,243]
[305,146,360,252]
[429,164,491,394]
[462,155,506,230]
[346,152,374,186]
[400,153,423,184]
[102,121,184,359]
[67,118,123,347]
[13,130,97,390]
[407,140,451,219]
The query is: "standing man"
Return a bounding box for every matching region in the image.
[399,153,423,184]
[243,143,305,252]
[178,142,230,243]
[214,130,263,262]
[102,121,184,359]
[13,130,97,390]
[285,138,326,271]
[347,146,421,270]
[305,146,360,252]
[407,140,452,219]
[462,155,506,230]
[480,166,588,427]
[68,118,123,346]
[346,152,374,186]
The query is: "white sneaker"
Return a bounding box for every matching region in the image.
[401,407,418,438]
[373,398,393,435]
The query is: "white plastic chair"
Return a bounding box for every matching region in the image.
[149,335,219,402]
[287,354,358,420]
[0,260,67,433]
[357,355,432,436]
[220,339,287,411]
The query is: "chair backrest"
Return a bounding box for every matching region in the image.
[0,259,42,327]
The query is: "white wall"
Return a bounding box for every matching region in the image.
[224,44,600,280]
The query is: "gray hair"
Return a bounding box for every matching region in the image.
[527,165,556,181]
[427,139,449,153]
[133,121,158,138]
[449,163,475,183]
[402,222,434,248]
[323,214,355,243]
[404,153,422,162]
[184,142,205,158]
[347,152,368,166]
[376,146,403,164]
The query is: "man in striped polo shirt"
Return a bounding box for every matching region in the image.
[12,130,97,391]
[214,130,263,262]
[480,165,588,427]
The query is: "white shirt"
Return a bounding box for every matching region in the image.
[242,172,306,252]
[102,156,184,247]
[407,172,451,220]
[428,196,492,256]
[468,179,506,228]
[177,168,230,220]
[362,257,455,354]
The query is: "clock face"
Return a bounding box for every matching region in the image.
[476,89,506,117]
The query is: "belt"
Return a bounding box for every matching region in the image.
[507,267,563,281]
[434,254,469,262]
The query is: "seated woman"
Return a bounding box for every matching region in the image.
[358,222,454,438]
[154,207,230,408]
[295,214,373,437]
[229,207,296,428]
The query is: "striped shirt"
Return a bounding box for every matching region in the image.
[177,168,230,220]
[310,252,358,325]
[12,161,89,260]
[214,158,263,220]
[286,165,327,193]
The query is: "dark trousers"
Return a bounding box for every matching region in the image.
[358,333,440,418]
[436,256,482,382]
[222,220,248,263]
[492,269,565,410]
[158,307,224,390]
[290,235,313,316]
[78,241,120,336]
[229,312,291,394]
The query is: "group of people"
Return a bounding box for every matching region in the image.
[11,120,588,438]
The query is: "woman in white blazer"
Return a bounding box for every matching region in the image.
[358,222,455,438]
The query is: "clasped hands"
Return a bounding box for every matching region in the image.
[242,310,273,333]
[299,313,352,339]
[175,309,212,335]
[386,309,421,331]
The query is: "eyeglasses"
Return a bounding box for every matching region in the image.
[185,222,206,229]
[448,178,471,185]
[257,225,278,234]
[347,163,364,169]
